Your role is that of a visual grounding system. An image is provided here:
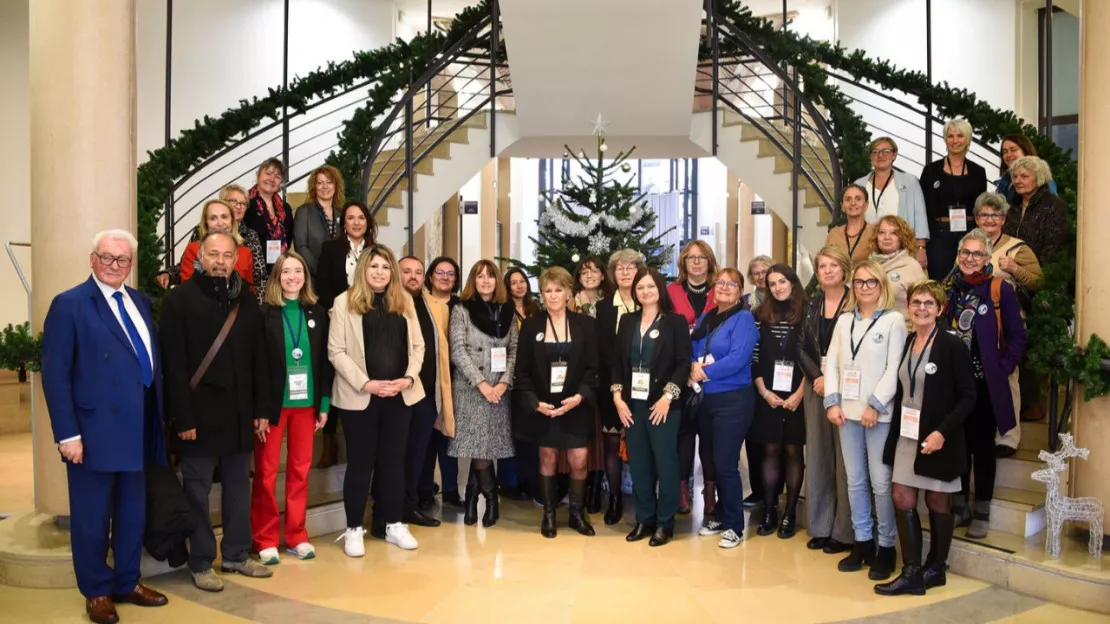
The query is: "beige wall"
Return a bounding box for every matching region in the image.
[0,0,31,329]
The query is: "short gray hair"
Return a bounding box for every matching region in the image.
[959,228,994,258]
[607,248,645,271]
[973,192,1010,218]
[943,118,974,146]
[747,255,774,281]
[1009,155,1054,188]
[92,229,138,256]
[199,229,239,253]
[219,184,249,201]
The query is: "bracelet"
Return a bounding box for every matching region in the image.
[664,382,681,401]
[610,383,624,394]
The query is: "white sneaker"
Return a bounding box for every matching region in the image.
[258,547,280,565]
[699,520,725,536]
[336,527,366,557]
[385,522,419,550]
[718,529,743,549]
[287,542,316,560]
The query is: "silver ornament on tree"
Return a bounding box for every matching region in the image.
[588,190,597,203]
[571,253,580,263]
[621,163,632,173]
[600,143,608,153]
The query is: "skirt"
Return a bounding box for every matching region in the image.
[891,437,961,492]
[748,400,806,445]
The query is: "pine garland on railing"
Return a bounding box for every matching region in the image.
[135,1,491,296]
[715,0,1106,398]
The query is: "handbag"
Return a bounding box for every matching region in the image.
[188,303,241,391]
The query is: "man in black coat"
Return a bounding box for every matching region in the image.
[160,230,272,592]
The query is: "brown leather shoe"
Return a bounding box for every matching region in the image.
[86,596,119,624]
[112,582,168,607]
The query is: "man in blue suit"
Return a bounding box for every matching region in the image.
[41,229,170,624]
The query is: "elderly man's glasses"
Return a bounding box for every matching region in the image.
[94,253,132,268]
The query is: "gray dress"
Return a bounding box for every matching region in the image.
[892,341,961,492]
[448,304,519,459]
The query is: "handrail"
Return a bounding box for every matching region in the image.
[4,240,37,510]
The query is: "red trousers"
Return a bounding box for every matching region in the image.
[251,406,316,550]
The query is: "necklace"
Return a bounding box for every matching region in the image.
[686,281,708,294]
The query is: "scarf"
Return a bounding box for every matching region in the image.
[943,265,992,349]
[462,298,516,339]
[871,249,906,266]
[193,268,244,308]
[691,303,743,341]
[249,186,287,253]
[316,202,340,239]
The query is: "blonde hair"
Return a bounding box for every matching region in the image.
[461,259,508,304]
[219,184,249,203]
[264,251,318,307]
[868,136,898,154]
[747,255,774,282]
[944,118,974,153]
[197,199,243,244]
[814,245,851,284]
[676,240,718,284]
[846,259,896,312]
[539,266,575,294]
[347,244,409,315]
[306,164,346,208]
[869,215,917,255]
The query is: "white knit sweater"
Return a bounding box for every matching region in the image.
[822,308,908,423]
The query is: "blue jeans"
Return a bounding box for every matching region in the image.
[700,386,756,534]
[838,419,896,547]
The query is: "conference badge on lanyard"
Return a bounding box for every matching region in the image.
[490,347,507,373]
[948,207,968,232]
[266,239,282,264]
[773,360,795,393]
[900,406,921,440]
[550,361,567,394]
[631,367,651,401]
[288,364,309,401]
[842,364,862,401]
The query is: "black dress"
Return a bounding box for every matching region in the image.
[750,320,807,445]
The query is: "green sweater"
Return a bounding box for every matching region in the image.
[281,299,330,413]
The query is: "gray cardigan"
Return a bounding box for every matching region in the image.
[293,202,339,276]
[854,170,930,240]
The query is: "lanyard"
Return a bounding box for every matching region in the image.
[944,156,968,205]
[488,302,504,339]
[281,304,305,361]
[907,325,939,398]
[849,309,885,361]
[547,312,570,361]
[844,225,865,257]
[636,312,661,369]
[870,172,892,213]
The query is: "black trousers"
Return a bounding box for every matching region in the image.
[340,396,411,527]
[373,396,436,516]
[962,379,997,502]
[179,451,253,573]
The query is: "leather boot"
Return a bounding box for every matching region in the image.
[317,433,338,469]
[924,511,954,588]
[476,465,500,528]
[869,545,898,581]
[539,475,558,538]
[587,471,605,514]
[463,476,480,527]
[678,480,692,514]
[966,500,991,539]
[874,510,926,596]
[568,478,596,536]
[757,506,779,536]
[838,538,876,572]
[604,491,623,525]
[703,481,717,516]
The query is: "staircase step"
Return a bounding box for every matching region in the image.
[1018,420,1052,452]
[998,448,1052,493]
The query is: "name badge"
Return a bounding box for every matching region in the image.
[288,365,309,401]
[631,369,651,401]
[900,405,922,440]
[490,347,507,373]
[550,362,567,394]
[773,360,794,393]
[700,353,715,365]
[948,207,967,233]
[842,363,862,401]
[266,239,282,264]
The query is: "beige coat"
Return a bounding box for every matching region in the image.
[876,249,927,313]
[422,292,456,437]
[328,291,426,410]
[991,234,1043,293]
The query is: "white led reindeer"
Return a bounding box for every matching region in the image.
[1031,434,1104,559]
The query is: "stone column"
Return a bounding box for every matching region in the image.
[29,0,137,515]
[1074,0,1110,511]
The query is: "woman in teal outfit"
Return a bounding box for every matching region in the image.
[610,268,692,547]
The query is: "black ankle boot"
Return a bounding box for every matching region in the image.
[586,471,605,514]
[924,511,954,588]
[476,466,499,528]
[838,539,876,572]
[604,491,623,525]
[757,507,779,536]
[568,478,596,536]
[875,510,925,596]
[463,475,479,527]
[869,545,898,581]
[538,475,558,538]
[952,492,971,528]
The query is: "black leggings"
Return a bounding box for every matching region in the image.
[603,433,622,496]
[678,407,716,483]
[892,484,951,513]
[961,379,997,502]
[762,443,804,518]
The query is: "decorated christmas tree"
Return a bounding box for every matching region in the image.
[517,115,674,276]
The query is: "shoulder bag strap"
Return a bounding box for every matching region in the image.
[990,277,1004,351]
[189,303,241,391]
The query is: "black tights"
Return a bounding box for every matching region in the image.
[892,483,951,514]
[762,443,804,518]
[603,433,622,496]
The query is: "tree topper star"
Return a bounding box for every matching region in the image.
[590,113,610,137]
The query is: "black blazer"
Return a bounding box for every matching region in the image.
[513,311,598,414]
[611,311,691,406]
[260,302,335,424]
[593,296,624,425]
[798,287,848,380]
[883,328,976,482]
[315,239,352,311]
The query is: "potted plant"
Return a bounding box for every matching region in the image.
[0,322,42,383]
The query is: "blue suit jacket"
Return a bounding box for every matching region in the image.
[41,276,167,472]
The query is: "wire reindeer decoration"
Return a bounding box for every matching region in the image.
[1031,434,1104,559]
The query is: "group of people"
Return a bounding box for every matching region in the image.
[40,124,1067,622]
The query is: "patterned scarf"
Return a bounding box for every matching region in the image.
[249,186,287,253]
[943,265,993,349]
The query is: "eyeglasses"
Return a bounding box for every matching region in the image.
[226,199,248,208]
[977,212,1004,221]
[870,148,895,156]
[714,280,740,289]
[958,249,989,260]
[434,270,456,279]
[615,265,638,274]
[687,255,708,263]
[908,299,938,309]
[93,253,132,268]
[853,278,880,289]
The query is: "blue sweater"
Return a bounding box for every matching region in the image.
[691,309,759,394]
